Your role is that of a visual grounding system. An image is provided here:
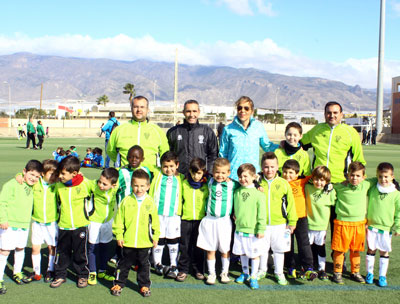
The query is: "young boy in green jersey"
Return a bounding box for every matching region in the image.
[332,161,375,285]
[88,168,119,285]
[176,158,209,282]
[0,160,43,294]
[275,122,311,177]
[197,158,240,285]
[233,163,266,290]
[257,152,297,286]
[365,162,400,287]
[111,169,160,297]
[50,156,92,289]
[305,166,336,281]
[150,151,184,279]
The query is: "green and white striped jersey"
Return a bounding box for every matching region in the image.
[117,165,151,205]
[206,178,239,218]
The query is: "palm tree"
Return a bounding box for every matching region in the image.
[96,95,110,106]
[123,83,135,102]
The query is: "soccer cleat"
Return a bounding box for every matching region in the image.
[350,272,365,284]
[249,277,259,290]
[140,286,151,297]
[195,272,205,280]
[206,273,217,285]
[154,263,164,276]
[165,266,178,279]
[175,272,187,282]
[256,271,267,280]
[287,268,297,279]
[318,270,329,281]
[332,272,344,285]
[220,272,230,284]
[305,270,318,281]
[24,273,42,283]
[275,274,288,286]
[378,276,387,287]
[77,277,88,288]
[0,281,6,295]
[50,278,66,288]
[365,272,374,284]
[110,284,122,296]
[13,272,28,285]
[235,273,249,284]
[88,272,97,285]
[44,271,55,283]
[97,272,115,281]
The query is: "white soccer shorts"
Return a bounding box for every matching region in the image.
[0,228,29,251]
[232,231,265,258]
[308,230,327,246]
[159,215,181,239]
[31,221,58,246]
[197,215,232,253]
[88,220,113,244]
[264,224,291,253]
[367,227,392,252]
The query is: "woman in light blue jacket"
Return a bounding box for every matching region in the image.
[219,96,278,181]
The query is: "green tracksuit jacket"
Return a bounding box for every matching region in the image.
[32,178,58,224]
[88,180,119,224]
[275,147,311,176]
[181,180,208,221]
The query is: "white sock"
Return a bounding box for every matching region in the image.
[153,245,164,266]
[251,259,260,278]
[273,252,284,275]
[259,252,269,272]
[14,250,25,274]
[48,255,55,271]
[207,259,216,275]
[221,257,230,274]
[32,254,41,275]
[318,255,326,271]
[379,256,389,277]
[240,256,249,274]
[167,243,179,267]
[0,254,8,281]
[366,254,375,274]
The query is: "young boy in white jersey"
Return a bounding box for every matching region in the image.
[197,158,239,285]
[233,163,266,290]
[305,166,336,281]
[176,158,209,282]
[0,160,43,294]
[257,152,297,286]
[111,169,160,297]
[150,151,184,279]
[365,162,400,287]
[88,168,119,285]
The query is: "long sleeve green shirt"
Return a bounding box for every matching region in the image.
[234,186,266,235]
[27,121,36,134]
[181,180,208,221]
[259,176,298,226]
[0,179,34,229]
[275,147,311,176]
[36,124,45,136]
[305,184,336,231]
[88,180,119,224]
[32,178,58,224]
[112,194,160,248]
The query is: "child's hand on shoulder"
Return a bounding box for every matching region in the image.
[0,222,9,230]
[256,233,264,239]
[153,240,158,248]
[15,174,24,185]
[257,186,264,192]
[117,240,124,247]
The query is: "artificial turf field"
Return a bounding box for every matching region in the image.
[1,137,400,303]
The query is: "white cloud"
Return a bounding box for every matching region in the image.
[0,33,399,89]
[218,0,275,16]
[392,1,400,16]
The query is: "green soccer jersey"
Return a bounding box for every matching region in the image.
[305,184,336,231]
[206,178,239,218]
[32,178,58,224]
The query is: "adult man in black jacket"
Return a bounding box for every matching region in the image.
[167,100,218,176]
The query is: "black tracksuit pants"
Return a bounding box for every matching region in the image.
[177,220,204,274]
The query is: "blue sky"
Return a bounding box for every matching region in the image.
[1,0,400,88]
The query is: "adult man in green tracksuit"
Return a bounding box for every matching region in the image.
[107,96,169,173]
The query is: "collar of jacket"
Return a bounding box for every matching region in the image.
[130,118,149,125]
[233,115,255,131]
[183,119,200,130]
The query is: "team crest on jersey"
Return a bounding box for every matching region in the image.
[216,190,222,197]
[144,132,150,139]
[79,232,86,239]
[312,192,322,201]
[145,204,151,211]
[24,186,31,196]
[241,192,250,202]
[295,155,300,160]
[335,136,341,143]
[167,177,173,184]
[177,134,183,141]
[76,188,81,194]
[275,185,280,191]
[292,188,298,195]
[198,135,204,144]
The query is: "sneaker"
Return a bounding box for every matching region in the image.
[287,268,297,279]
[332,272,344,285]
[256,271,267,280]
[24,273,42,283]
[88,272,97,285]
[13,272,29,285]
[0,281,6,295]
[109,258,118,265]
[350,272,365,284]
[195,272,205,280]
[154,263,164,276]
[206,273,217,285]
[110,284,122,296]
[77,277,88,288]
[98,272,115,281]
[275,273,288,286]
[220,272,230,284]
[365,272,374,284]
[175,272,187,282]
[318,270,329,281]
[166,266,178,279]
[249,277,259,290]
[305,270,318,281]
[140,286,151,297]
[44,271,55,283]
[235,273,249,284]
[50,278,66,288]
[378,276,387,287]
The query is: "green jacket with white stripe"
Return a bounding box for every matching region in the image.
[301,123,365,183]
[181,180,208,221]
[89,179,119,224]
[32,178,58,224]
[112,194,160,248]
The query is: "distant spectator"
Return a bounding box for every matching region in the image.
[102,112,120,168]
[36,120,45,150]
[367,130,371,145]
[362,128,367,145]
[17,124,24,140]
[217,122,225,145]
[26,118,37,149]
[371,128,377,145]
[46,126,49,138]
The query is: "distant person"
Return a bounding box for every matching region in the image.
[167,99,218,175]
[217,122,225,145]
[36,121,45,150]
[102,112,120,168]
[46,126,49,138]
[371,128,377,145]
[362,128,367,145]
[17,124,24,140]
[367,130,371,145]
[26,118,37,150]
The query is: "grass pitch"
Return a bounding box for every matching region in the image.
[0,137,400,303]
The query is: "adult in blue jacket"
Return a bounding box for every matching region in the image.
[102,111,120,168]
[219,96,278,181]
